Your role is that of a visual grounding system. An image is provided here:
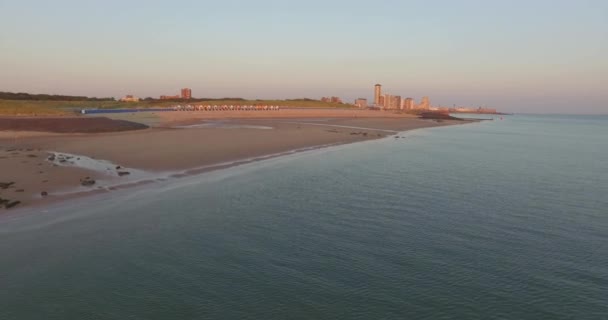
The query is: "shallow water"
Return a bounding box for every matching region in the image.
[1,114,607,319]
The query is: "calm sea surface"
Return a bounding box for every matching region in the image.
[1,114,607,319]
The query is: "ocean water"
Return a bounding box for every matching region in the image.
[1,114,607,319]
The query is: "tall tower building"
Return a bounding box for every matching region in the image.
[420,96,430,110]
[392,95,402,110]
[404,98,415,110]
[374,84,382,106]
[181,88,192,99]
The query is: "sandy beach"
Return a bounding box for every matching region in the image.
[0,109,473,210]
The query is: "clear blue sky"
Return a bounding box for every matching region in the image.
[1,0,606,113]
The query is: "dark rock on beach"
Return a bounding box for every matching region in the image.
[5,201,21,209]
[0,197,21,209]
[80,177,96,187]
[0,182,15,189]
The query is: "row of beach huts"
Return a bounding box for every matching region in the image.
[80,105,284,114]
[172,105,282,111]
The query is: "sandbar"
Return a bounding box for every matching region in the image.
[0,109,474,210]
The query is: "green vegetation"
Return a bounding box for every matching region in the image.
[0,100,72,116]
[0,91,114,102]
[169,98,356,109]
[0,100,133,116]
[0,97,356,116]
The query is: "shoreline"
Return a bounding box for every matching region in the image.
[0,139,379,221]
[6,141,348,214]
[0,111,480,212]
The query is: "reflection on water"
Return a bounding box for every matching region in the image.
[1,115,607,320]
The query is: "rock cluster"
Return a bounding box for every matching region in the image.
[0,182,15,189]
[0,197,21,209]
[80,177,96,187]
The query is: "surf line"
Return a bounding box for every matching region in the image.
[283,122,399,133]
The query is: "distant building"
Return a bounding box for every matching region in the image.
[374,84,382,106]
[181,88,192,99]
[382,94,401,109]
[160,95,180,100]
[416,96,430,110]
[379,95,385,107]
[119,95,139,102]
[354,98,368,108]
[321,96,343,103]
[391,95,402,110]
[403,98,415,110]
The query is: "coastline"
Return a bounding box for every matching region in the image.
[0,110,479,212]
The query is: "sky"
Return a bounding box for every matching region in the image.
[0,0,606,114]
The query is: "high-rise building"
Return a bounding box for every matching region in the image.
[417,96,430,110]
[374,84,382,106]
[382,93,391,109]
[354,98,368,108]
[391,95,402,110]
[404,98,415,110]
[181,88,192,99]
[382,94,402,109]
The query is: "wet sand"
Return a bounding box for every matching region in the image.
[0,110,473,210]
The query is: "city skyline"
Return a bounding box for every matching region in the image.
[1,0,607,114]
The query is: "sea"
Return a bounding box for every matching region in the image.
[1,114,607,320]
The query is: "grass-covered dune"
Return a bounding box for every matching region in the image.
[0,98,356,116]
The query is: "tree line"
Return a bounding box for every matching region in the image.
[0,91,330,103]
[0,92,115,101]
